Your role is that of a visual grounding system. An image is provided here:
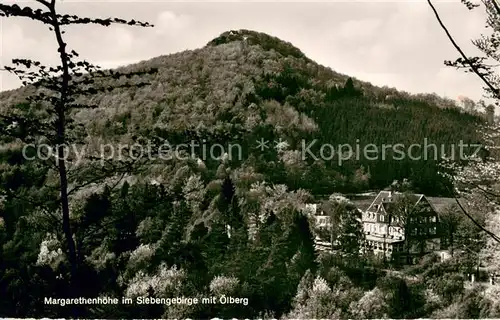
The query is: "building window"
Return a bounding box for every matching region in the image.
[430,226,436,235]
[431,216,437,222]
[380,215,384,222]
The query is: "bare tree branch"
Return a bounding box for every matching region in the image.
[427,0,500,98]
[447,184,500,243]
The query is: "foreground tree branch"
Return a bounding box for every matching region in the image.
[427,0,500,99]
[447,185,500,243]
[429,0,500,244]
[0,1,157,317]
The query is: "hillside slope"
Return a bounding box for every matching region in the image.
[0,29,483,196]
[0,29,492,320]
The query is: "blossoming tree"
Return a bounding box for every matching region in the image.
[428,0,500,279]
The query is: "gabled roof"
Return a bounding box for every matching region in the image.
[366,191,426,214]
[353,192,458,215]
[426,197,459,214]
[351,197,375,212]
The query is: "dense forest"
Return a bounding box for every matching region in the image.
[0,30,483,197]
[0,28,497,318]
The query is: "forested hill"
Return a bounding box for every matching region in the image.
[0,29,483,196]
[0,28,493,320]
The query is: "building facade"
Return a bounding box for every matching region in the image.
[305,202,334,252]
[362,191,441,260]
[306,191,443,260]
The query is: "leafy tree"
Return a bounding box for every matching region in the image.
[390,193,427,263]
[461,96,477,113]
[389,178,413,193]
[1,7,497,318]
[287,276,342,319]
[343,77,361,97]
[348,287,389,319]
[0,2,156,315]
[350,166,371,192]
[439,204,463,254]
[331,196,364,259]
[429,272,465,304]
[428,0,500,244]
[291,269,314,308]
[376,275,423,318]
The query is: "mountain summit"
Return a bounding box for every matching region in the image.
[207,29,310,61]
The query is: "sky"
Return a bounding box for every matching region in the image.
[0,0,492,103]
